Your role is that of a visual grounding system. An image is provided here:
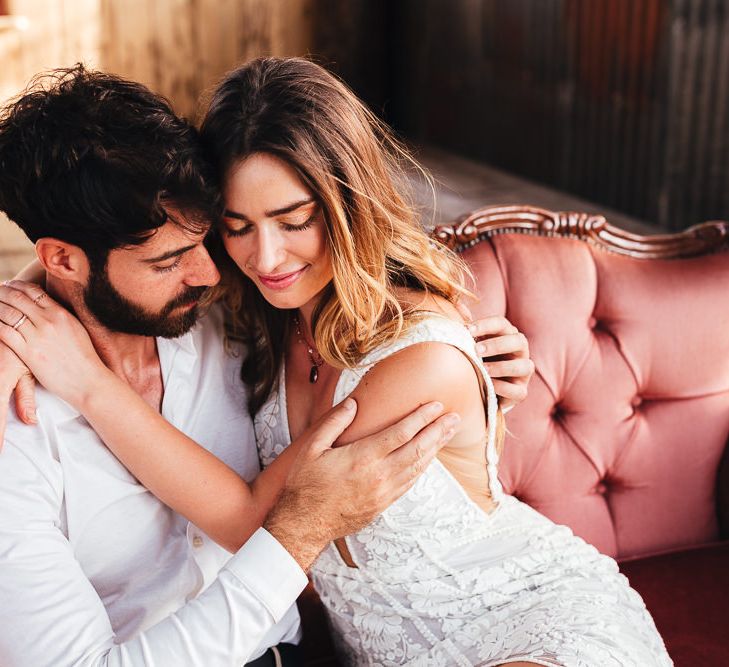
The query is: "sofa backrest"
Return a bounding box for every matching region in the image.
[435,205,729,560]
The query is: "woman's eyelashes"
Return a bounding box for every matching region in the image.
[223,224,252,237]
[223,215,316,237]
[284,216,316,232]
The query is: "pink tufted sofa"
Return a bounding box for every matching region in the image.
[300,205,729,666]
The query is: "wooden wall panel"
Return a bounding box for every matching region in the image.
[0,0,102,271]
[1,0,381,117]
[388,0,729,231]
[1,0,101,104]
[95,0,321,117]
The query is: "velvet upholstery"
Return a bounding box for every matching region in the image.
[463,235,729,560]
[300,212,729,666]
[620,542,729,665]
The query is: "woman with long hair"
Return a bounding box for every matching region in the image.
[0,58,670,666]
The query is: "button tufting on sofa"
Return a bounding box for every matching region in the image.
[550,404,564,420]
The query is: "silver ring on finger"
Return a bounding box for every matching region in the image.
[12,313,28,330]
[33,292,48,306]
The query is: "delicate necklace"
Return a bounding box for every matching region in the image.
[293,314,325,383]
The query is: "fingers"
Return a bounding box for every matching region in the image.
[304,398,358,458]
[0,356,36,447]
[492,378,528,405]
[468,316,517,340]
[1,280,49,306]
[476,332,529,359]
[387,412,460,490]
[483,357,535,379]
[0,283,47,329]
[14,373,37,425]
[357,401,445,458]
[453,300,473,323]
[0,302,30,331]
[0,320,28,356]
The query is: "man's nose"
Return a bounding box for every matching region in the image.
[185,244,221,287]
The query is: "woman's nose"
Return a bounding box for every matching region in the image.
[253,228,285,273]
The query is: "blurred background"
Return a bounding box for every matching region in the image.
[1,0,728,278]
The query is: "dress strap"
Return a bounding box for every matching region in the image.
[333,313,504,501]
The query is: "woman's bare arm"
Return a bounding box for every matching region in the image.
[14,258,45,284]
[0,280,313,551]
[0,259,46,432]
[80,368,308,552]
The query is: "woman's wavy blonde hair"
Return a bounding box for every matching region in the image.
[200,57,502,444]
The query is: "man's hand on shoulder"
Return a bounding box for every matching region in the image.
[264,399,458,571]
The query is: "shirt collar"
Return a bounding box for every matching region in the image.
[37,324,200,426]
[157,321,198,359]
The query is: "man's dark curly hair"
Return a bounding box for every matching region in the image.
[0,64,221,270]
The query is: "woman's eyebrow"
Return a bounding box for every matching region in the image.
[223,198,315,222]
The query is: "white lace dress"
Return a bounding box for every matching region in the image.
[255,315,672,667]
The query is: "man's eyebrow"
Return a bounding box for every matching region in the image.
[223,197,316,222]
[142,243,197,264]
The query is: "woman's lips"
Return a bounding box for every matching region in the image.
[257,267,307,290]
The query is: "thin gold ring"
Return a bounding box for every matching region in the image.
[33,292,47,305]
[12,314,28,330]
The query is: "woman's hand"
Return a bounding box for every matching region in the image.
[467,315,535,411]
[0,281,110,410]
[0,345,36,446]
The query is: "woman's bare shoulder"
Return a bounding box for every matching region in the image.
[395,288,465,324]
[337,338,481,445]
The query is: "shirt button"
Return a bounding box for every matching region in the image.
[192,536,204,548]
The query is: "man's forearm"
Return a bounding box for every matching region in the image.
[264,489,331,572]
[0,523,306,667]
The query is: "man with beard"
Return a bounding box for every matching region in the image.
[0,66,534,667]
[0,67,462,666]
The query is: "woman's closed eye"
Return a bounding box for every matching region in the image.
[223,223,252,237]
[223,215,317,237]
[282,215,316,232]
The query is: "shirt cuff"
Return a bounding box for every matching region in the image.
[224,528,308,622]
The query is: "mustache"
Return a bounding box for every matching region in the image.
[162,286,209,314]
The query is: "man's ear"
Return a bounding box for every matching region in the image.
[35,238,91,283]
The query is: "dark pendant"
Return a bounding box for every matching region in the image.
[309,365,319,383]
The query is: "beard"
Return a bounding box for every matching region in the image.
[83,265,208,338]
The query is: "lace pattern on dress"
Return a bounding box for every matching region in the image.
[254,314,673,667]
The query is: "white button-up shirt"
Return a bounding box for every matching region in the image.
[0,305,305,666]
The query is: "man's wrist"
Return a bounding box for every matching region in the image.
[264,490,329,572]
